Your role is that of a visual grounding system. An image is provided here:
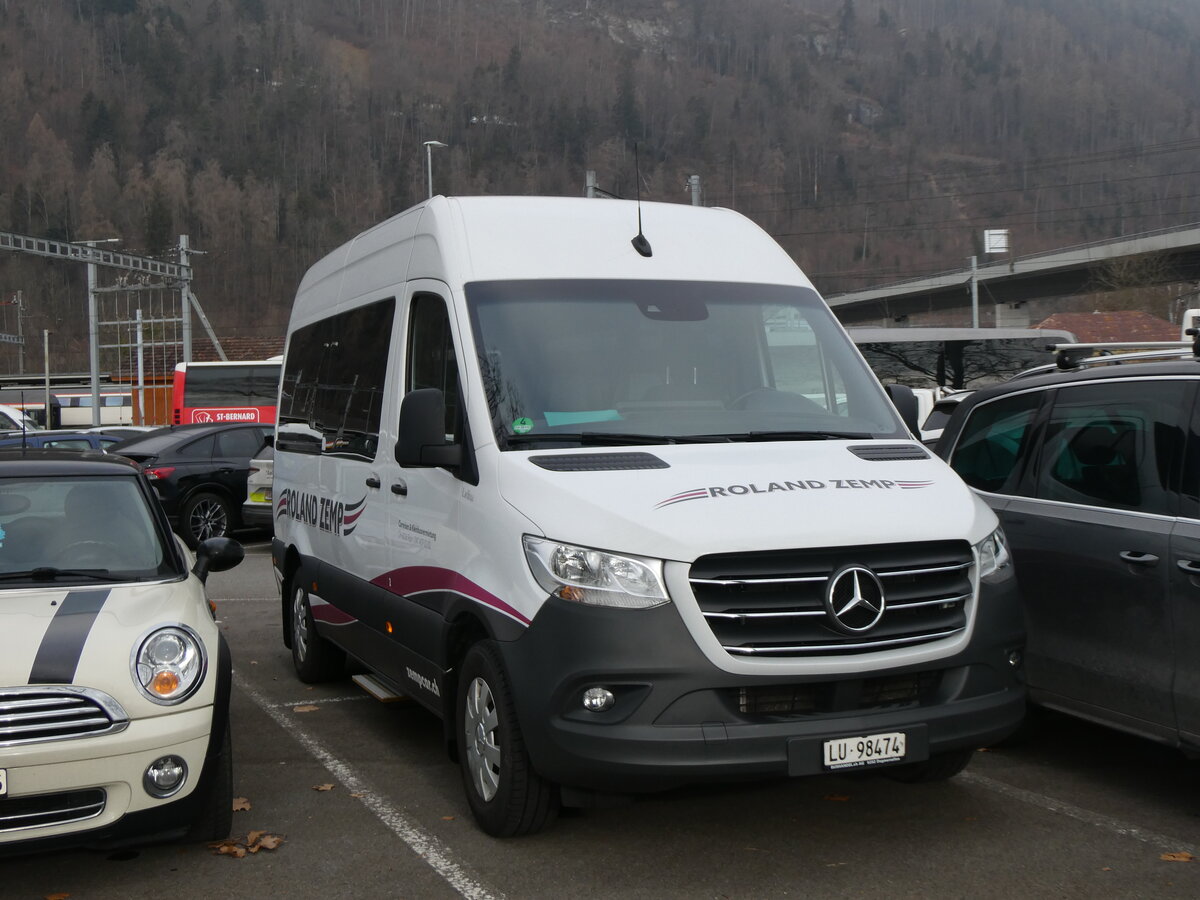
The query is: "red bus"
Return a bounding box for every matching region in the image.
[171,358,282,425]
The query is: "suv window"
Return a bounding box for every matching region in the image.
[216,427,264,458]
[1032,381,1187,515]
[947,390,1043,493]
[178,435,216,459]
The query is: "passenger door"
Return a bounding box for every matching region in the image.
[1000,380,1190,739]
[379,283,467,689]
[1171,389,1200,743]
[212,425,267,505]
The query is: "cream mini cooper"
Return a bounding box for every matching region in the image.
[0,450,243,854]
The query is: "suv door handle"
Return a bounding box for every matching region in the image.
[1178,559,1200,575]
[1119,551,1159,566]
[391,481,408,496]
[365,476,381,489]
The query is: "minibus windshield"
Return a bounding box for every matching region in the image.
[466,280,907,449]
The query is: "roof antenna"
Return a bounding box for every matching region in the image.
[630,143,652,258]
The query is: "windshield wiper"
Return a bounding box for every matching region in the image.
[0,567,115,582]
[507,432,733,447]
[736,430,876,442]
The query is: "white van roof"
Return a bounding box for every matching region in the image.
[292,196,812,327]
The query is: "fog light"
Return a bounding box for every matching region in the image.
[144,755,188,798]
[582,687,615,712]
[1007,649,1023,667]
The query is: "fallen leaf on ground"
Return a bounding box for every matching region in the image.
[208,839,247,858]
[44,893,70,900]
[823,794,850,802]
[1161,852,1194,862]
[250,833,285,852]
[350,792,366,798]
[441,815,455,820]
[312,783,334,792]
[210,832,286,857]
[232,797,251,811]
[292,705,319,713]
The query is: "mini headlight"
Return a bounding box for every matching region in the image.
[975,527,1012,584]
[523,536,670,609]
[132,625,207,704]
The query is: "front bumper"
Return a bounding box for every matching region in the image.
[500,575,1025,794]
[0,706,218,855]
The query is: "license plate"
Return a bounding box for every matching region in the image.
[0,768,6,797]
[823,731,906,770]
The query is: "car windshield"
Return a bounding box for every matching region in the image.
[0,476,176,583]
[466,279,905,448]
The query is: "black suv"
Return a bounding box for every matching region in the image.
[109,422,270,548]
[936,345,1200,752]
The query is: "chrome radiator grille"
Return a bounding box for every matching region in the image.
[690,541,974,657]
[0,688,129,747]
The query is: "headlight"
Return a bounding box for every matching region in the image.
[975,527,1012,584]
[131,625,207,704]
[523,536,670,609]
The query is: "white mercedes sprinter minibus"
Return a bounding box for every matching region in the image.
[272,195,1024,836]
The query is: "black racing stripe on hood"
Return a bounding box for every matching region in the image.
[28,589,112,685]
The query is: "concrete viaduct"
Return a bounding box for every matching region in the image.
[823,222,1200,326]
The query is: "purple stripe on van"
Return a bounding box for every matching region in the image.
[310,598,355,625]
[371,566,531,626]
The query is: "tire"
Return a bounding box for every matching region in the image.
[457,641,559,837]
[290,575,345,683]
[180,491,233,549]
[188,723,233,842]
[884,747,975,784]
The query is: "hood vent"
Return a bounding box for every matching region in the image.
[530,452,669,472]
[848,444,929,461]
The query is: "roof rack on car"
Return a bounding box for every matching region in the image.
[1050,333,1199,371]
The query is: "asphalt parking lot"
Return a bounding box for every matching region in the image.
[3,540,1199,899]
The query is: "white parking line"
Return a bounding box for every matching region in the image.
[235,674,503,900]
[960,771,1198,855]
[259,692,371,709]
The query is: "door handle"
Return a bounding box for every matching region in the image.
[391,481,408,496]
[1119,551,1159,566]
[365,476,381,489]
[1178,559,1200,575]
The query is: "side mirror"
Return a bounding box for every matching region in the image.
[396,388,462,468]
[192,536,245,584]
[884,383,920,437]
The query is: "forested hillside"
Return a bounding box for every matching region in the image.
[3,0,1200,367]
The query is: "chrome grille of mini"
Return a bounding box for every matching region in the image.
[0,687,129,747]
[690,541,974,657]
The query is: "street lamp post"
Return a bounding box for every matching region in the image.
[424,140,447,199]
[42,329,51,429]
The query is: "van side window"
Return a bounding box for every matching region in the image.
[408,294,461,442]
[1032,381,1187,515]
[279,297,395,457]
[948,390,1043,494]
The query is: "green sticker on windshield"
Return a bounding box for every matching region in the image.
[512,417,534,434]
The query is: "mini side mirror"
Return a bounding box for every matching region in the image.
[192,536,245,584]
